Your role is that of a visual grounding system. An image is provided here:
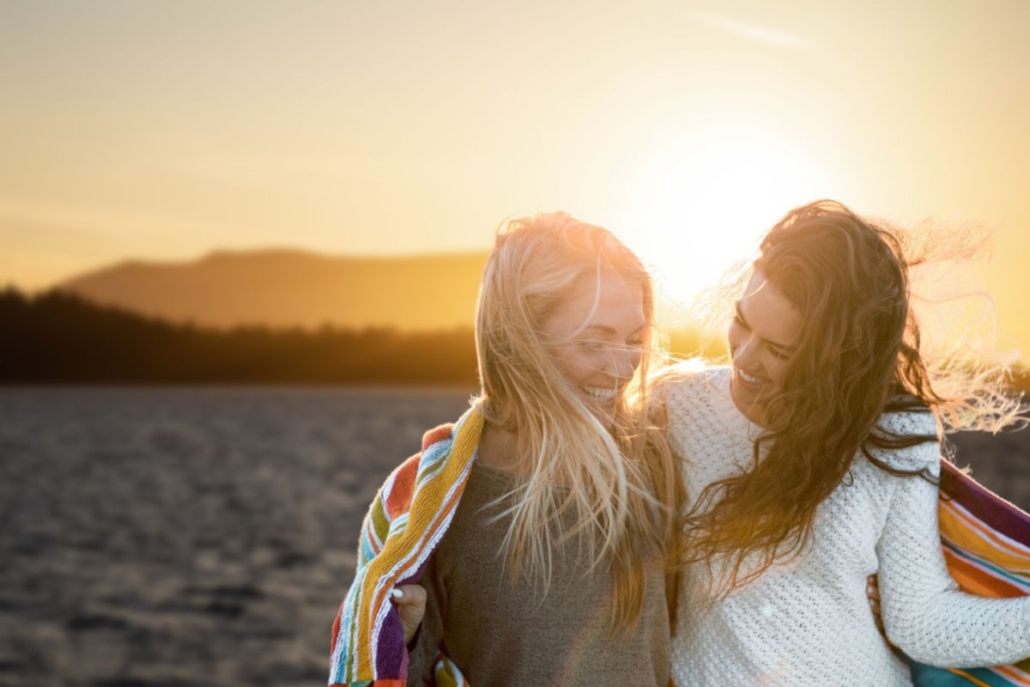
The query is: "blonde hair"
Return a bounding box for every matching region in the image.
[474,211,680,630]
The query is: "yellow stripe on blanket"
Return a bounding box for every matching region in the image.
[355,409,483,678]
[939,505,1030,575]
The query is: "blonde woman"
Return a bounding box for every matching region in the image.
[664,200,1030,686]
[329,212,681,686]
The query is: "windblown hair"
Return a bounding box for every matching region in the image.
[474,211,681,631]
[684,199,1024,593]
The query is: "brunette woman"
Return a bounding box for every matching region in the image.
[665,200,1030,686]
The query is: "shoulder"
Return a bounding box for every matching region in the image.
[656,360,728,406]
[657,362,741,449]
[659,362,732,425]
[421,423,454,451]
[875,407,937,437]
[379,422,457,520]
[865,409,941,476]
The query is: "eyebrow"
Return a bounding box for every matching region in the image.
[581,324,646,338]
[735,302,796,352]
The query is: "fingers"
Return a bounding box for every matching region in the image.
[865,575,881,602]
[866,574,884,635]
[391,584,427,607]
[390,584,427,646]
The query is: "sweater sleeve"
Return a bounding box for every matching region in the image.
[876,436,1030,667]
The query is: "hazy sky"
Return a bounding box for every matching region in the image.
[2,1,1029,348]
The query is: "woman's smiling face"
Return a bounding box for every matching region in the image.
[540,270,647,426]
[728,270,802,426]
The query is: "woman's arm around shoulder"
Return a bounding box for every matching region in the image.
[874,411,1030,667]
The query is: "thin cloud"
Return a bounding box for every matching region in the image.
[685,10,808,51]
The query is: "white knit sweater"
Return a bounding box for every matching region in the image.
[665,366,1030,687]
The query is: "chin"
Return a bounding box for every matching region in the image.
[729,387,762,419]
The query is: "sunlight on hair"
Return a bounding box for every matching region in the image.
[901,217,1015,364]
[615,126,827,326]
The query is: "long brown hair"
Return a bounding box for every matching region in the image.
[684,199,1023,592]
[475,211,682,630]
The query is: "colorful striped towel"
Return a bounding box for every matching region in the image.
[907,460,1030,686]
[329,406,482,687]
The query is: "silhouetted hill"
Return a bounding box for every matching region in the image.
[58,249,490,330]
[0,288,724,385]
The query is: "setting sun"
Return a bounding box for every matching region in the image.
[1,1,1028,358]
[616,125,827,315]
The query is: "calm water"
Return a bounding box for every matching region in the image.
[0,387,1026,687]
[0,387,473,687]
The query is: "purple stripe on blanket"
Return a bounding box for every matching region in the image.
[373,558,432,677]
[940,461,1030,542]
[376,607,407,677]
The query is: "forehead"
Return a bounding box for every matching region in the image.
[544,270,647,337]
[738,271,801,346]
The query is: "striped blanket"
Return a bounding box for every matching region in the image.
[328,407,482,687]
[328,413,1029,686]
[907,461,1030,686]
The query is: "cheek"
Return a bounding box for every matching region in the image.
[629,348,644,375]
[767,359,792,388]
[551,346,595,383]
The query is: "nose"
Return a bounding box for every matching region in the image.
[732,334,757,369]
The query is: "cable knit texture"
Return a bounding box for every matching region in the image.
[665,366,1030,687]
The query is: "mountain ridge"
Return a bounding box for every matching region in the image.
[58,248,491,331]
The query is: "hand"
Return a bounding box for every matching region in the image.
[391,584,427,645]
[866,574,883,634]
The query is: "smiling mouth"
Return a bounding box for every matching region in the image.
[582,386,619,402]
[736,368,767,386]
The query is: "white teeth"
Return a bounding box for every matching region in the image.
[738,369,766,385]
[582,386,618,401]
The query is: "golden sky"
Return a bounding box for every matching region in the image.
[2,1,1029,352]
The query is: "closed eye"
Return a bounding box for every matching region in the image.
[736,302,791,360]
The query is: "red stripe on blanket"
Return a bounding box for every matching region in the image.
[385,454,421,520]
[943,548,1026,598]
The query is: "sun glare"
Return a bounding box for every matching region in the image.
[616,128,826,323]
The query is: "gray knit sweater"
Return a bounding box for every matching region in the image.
[407,461,670,686]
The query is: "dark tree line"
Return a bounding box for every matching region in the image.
[0,289,478,385]
[1,288,1026,391]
